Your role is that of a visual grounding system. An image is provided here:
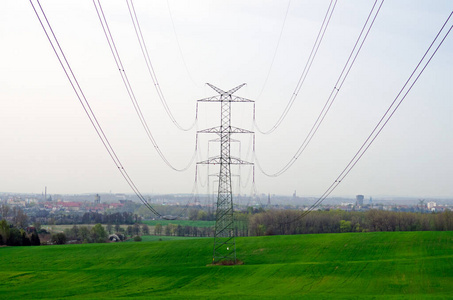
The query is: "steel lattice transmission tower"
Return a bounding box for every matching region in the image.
[197,83,254,263]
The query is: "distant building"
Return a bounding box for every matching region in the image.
[108,203,124,209]
[119,199,134,204]
[427,201,437,211]
[94,194,101,205]
[60,202,82,211]
[356,195,364,207]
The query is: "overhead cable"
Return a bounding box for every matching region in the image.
[282,10,452,225]
[176,179,199,218]
[94,0,196,172]
[240,134,255,189]
[29,0,161,217]
[255,0,292,100]
[165,0,200,88]
[126,0,198,131]
[254,0,337,134]
[256,0,383,177]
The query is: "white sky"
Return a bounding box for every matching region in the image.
[1,0,452,198]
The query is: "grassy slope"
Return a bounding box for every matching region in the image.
[0,231,451,299]
[125,235,207,242]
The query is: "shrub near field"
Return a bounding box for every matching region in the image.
[0,231,451,299]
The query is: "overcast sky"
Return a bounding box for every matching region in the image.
[1,0,452,198]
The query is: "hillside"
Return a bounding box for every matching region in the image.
[0,231,451,299]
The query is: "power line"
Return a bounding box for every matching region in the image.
[196,164,208,188]
[94,0,196,172]
[256,0,383,177]
[165,0,200,88]
[174,179,199,219]
[255,0,292,100]
[254,0,337,135]
[127,0,198,131]
[240,133,255,189]
[29,0,161,217]
[282,11,452,225]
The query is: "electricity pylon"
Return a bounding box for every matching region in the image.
[197,83,254,263]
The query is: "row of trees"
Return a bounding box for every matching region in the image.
[2,203,142,227]
[154,223,214,237]
[0,219,40,246]
[150,213,249,238]
[0,205,40,246]
[248,209,453,236]
[188,209,215,221]
[122,223,149,236]
[62,224,109,244]
[143,209,453,238]
[60,223,150,244]
[32,211,141,226]
[0,204,29,229]
[79,212,141,225]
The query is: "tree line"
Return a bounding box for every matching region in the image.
[0,204,29,229]
[0,205,40,246]
[127,209,453,238]
[60,224,109,244]
[153,223,214,237]
[2,203,452,245]
[30,211,142,226]
[247,209,453,236]
[0,219,40,246]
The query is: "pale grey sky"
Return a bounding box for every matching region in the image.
[1,1,452,197]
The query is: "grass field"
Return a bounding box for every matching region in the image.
[0,231,451,299]
[125,235,207,242]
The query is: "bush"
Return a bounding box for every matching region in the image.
[7,228,22,246]
[133,236,142,242]
[30,232,41,246]
[91,224,107,243]
[21,231,31,246]
[51,233,67,245]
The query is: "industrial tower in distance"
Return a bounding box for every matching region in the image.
[197,83,254,263]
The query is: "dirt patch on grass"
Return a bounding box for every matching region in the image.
[210,260,244,266]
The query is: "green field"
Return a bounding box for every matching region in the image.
[142,219,215,227]
[125,235,207,242]
[0,231,451,299]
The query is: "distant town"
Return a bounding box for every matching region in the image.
[1,190,451,217]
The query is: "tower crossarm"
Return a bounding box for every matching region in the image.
[197,156,221,165]
[230,157,254,165]
[197,83,253,102]
[197,126,221,134]
[226,83,246,95]
[208,138,240,143]
[197,156,253,165]
[198,126,253,134]
[206,83,227,95]
[197,95,254,103]
[230,127,253,134]
[205,82,247,97]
